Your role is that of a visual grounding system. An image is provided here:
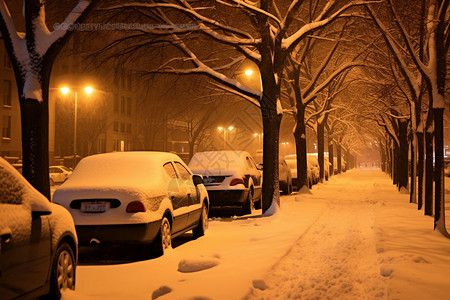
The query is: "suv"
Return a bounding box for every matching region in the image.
[0,158,78,299]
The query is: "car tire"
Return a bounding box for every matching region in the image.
[193,203,208,238]
[48,242,76,300]
[243,188,255,215]
[287,182,293,194]
[151,217,171,257]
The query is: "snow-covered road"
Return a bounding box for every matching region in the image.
[63,169,450,300]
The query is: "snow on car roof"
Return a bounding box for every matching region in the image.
[0,157,52,212]
[188,151,250,170]
[62,151,181,189]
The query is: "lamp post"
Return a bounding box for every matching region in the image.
[60,86,93,168]
[218,126,234,149]
[253,133,262,151]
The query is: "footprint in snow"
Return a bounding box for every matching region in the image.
[151,286,172,299]
[252,279,268,290]
[178,258,220,273]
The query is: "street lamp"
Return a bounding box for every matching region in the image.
[60,86,94,168]
[218,126,234,149]
[254,133,263,151]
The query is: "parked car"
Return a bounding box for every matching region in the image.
[307,154,320,184]
[324,156,330,180]
[279,158,293,194]
[52,152,209,256]
[49,165,73,186]
[11,163,22,174]
[445,162,450,177]
[284,155,313,189]
[252,154,292,195]
[0,157,78,299]
[188,151,262,214]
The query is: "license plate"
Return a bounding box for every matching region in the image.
[81,201,110,213]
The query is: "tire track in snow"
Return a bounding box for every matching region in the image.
[246,174,387,299]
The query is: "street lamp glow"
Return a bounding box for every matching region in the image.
[245,69,254,76]
[228,126,234,131]
[84,86,94,94]
[60,87,70,95]
[253,133,258,137]
[218,126,223,131]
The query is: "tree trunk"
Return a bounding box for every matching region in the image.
[20,97,50,199]
[294,106,309,190]
[417,131,424,210]
[337,143,342,174]
[424,130,433,216]
[381,145,386,172]
[393,142,398,186]
[397,120,409,191]
[317,121,325,182]
[261,106,281,213]
[433,108,449,236]
[410,132,417,203]
[329,142,334,177]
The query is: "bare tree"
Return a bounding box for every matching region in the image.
[0,0,96,198]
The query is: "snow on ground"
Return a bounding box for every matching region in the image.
[62,169,450,300]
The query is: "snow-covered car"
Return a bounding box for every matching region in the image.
[188,151,262,214]
[0,157,78,299]
[49,165,72,186]
[284,155,313,189]
[52,152,209,256]
[279,159,293,194]
[307,155,320,184]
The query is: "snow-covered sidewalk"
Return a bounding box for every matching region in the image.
[63,169,450,300]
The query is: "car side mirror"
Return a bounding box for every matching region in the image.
[192,174,204,186]
[257,164,263,171]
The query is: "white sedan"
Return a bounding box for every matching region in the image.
[52,152,209,256]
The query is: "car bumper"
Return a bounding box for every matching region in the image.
[75,221,161,246]
[207,189,249,207]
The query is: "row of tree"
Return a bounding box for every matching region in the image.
[0,1,447,236]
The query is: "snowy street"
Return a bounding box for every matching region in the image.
[63,169,450,300]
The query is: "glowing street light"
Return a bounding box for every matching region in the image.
[218,126,235,149]
[245,69,254,76]
[254,132,263,150]
[60,86,94,168]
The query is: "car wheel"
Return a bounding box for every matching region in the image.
[243,188,255,215]
[151,217,172,257]
[193,203,208,238]
[49,242,76,299]
[288,182,293,194]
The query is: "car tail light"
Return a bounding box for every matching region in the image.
[230,178,244,186]
[126,201,146,212]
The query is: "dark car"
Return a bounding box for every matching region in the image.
[188,151,262,215]
[0,157,78,299]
